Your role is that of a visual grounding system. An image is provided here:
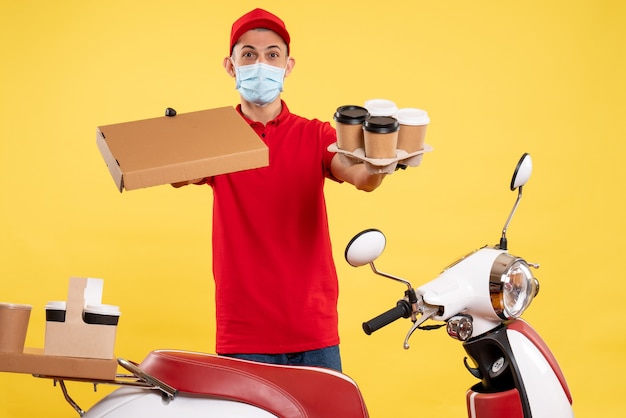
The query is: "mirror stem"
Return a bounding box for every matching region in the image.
[368,262,413,290]
[499,185,524,250]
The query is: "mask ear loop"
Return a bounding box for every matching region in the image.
[280,58,290,91]
[229,57,237,77]
[230,57,243,89]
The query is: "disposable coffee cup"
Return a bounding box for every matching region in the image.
[364,99,398,117]
[83,304,121,326]
[363,116,400,159]
[396,108,430,153]
[0,302,32,353]
[334,105,369,152]
[45,301,67,322]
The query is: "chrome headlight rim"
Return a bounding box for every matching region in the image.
[489,253,538,319]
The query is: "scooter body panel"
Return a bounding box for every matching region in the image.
[83,387,277,418]
[418,247,505,336]
[466,387,524,418]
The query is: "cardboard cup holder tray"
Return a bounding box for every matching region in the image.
[0,277,119,381]
[327,143,433,174]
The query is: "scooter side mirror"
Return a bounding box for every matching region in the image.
[500,153,532,250]
[511,153,533,190]
[345,229,386,267]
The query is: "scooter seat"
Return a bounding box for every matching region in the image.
[140,349,369,418]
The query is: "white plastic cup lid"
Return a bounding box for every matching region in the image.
[396,108,430,126]
[45,301,67,310]
[84,304,121,316]
[364,99,398,117]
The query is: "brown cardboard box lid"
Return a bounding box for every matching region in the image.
[97,106,268,192]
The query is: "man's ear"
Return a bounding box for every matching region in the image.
[223,57,235,77]
[285,57,296,77]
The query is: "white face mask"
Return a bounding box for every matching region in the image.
[231,60,287,106]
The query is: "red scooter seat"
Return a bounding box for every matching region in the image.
[140,350,369,418]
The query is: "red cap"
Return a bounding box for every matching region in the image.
[229,8,290,54]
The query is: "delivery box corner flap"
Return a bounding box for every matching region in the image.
[96,128,124,192]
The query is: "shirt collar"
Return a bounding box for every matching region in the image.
[236,100,291,127]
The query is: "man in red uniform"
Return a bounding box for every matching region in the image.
[174,8,387,371]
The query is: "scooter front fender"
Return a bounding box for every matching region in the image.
[464,319,573,418]
[507,320,573,417]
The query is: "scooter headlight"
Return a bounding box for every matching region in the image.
[489,253,539,319]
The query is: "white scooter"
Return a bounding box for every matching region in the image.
[344,152,573,418]
[47,153,572,418]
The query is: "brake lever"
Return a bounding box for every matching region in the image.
[403,305,439,349]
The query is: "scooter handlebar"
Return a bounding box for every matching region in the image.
[362,300,413,335]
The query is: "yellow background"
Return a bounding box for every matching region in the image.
[1,0,624,416]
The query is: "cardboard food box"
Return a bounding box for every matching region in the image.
[97,106,269,192]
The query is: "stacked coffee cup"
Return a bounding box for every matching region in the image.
[333,99,429,159]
